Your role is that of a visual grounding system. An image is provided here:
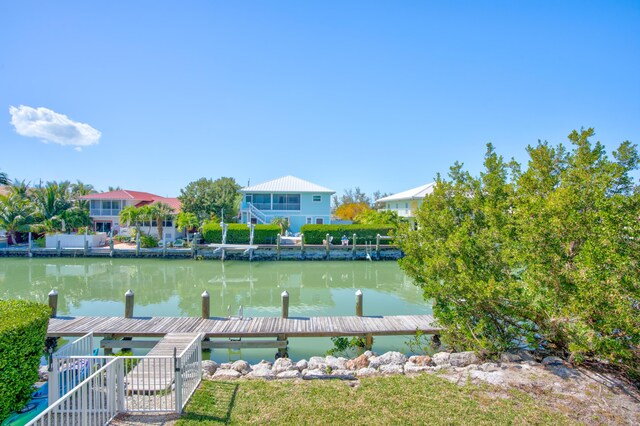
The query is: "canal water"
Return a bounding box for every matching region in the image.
[0,258,431,363]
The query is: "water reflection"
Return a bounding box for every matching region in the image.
[0,259,429,318]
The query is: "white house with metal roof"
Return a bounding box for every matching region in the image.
[376,182,436,227]
[240,175,335,233]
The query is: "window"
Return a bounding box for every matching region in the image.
[163,219,173,227]
[251,194,271,210]
[313,195,322,202]
[90,200,122,216]
[315,218,324,224]
[273,194,300,210]
[306,217,312,224]
[405,202,409,209]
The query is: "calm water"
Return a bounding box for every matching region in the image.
[0,258,430,363]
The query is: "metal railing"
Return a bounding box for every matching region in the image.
[176,334,203,410]
[30,357,120,426]
[247,203,267,224]
[49,333,95,404]
[31,334,203,425]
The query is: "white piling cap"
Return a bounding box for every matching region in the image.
[201,290,209,297]
[125,289,134,296]
[48,289,58,296]
[355,290,363,296]
[281,290,289,297]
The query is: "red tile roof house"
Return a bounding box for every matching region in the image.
[80,190,183,241]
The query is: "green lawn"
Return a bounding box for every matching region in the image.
[177,374,575,425]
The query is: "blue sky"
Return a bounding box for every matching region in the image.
[1,1,639,198]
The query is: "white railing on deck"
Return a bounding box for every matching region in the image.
[176,334,203,410]
[30,357,120,426]
[49,332,94,405]
[31,334,202,425]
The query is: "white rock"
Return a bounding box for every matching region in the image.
[364,350,375,358]
[202,360,218,375]
[219,362,232,369]
[377,351,407,366]
[231,360,252,374]
[246,369,276,380]
[296,359,308,371]
[331,369,356,380]
[368,356,381,369]
[325,355,346,370]
[272,358,296,374]
[251,360,273,371]
[308,356,328,370]
[302,369,332,380]
[212,369,242,379]
[449,351,479,367]
[355,367,378,377]
[479,362,500,372]
[432,352,451,366]
[379,364,404,375]
[277,370,302,379]
[404,363,432,374]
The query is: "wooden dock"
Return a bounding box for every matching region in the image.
[127,332,202,393]
[47,315,439,339]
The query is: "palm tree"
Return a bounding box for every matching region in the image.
[71,180,95,210]
[0,170,9,185]
[119,205,142,238]
[0,193,35,244]
[137,205,155,235]
[271,217,289,235]
[176,212,198,243]
[152,202,175,241]
[10,180,30,198]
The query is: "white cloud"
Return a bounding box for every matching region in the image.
[9,105,101,149]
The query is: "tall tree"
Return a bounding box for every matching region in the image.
[151,202,175,241]
[398,130,640,376]
[178,177,241,222]
[176,212,199,243]
[119,205,142,237]
[0,170,9,185]
[0,194,35,244]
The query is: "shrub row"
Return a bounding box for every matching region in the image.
[202,223,281,244]
[300,224,395,245]
[0,300,50,422]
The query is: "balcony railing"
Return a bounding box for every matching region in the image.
[272,203,300,211]
[90,208,122,217]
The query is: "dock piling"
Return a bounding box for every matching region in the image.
[300,233,305,259]
[325,233,330,259]
[201,291,210,319]
[125,290,135,318]
[352,233,357,259]
[376,234,381,259]
[281,290,289,319]
[276,233,281,260]
[278,290,289,358]
[48,289,58,317]
[355,290,363,317]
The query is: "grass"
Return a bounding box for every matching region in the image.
[177,374,576,425]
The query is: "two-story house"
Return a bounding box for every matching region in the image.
[80,190,182,240]
[376,182,435,228]
[239,176,335,233]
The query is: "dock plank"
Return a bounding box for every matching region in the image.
[48,314,440,339]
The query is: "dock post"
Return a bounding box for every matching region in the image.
[325,233,330,260]
[277,290,289,358]
[109,236,114,257]
[191,233,197,259]
[123,290,134,350]
[124,290,134,318]
[28,232,32,257]
[276,233,281,260]
[56,240,61,256]
[48,289,58,317]
[162,233,167,258]
[355,289,363,317]
[136,233,140,257]
[352,233,357,259]
[376,234,381,259]
[84,228,88,256]
[201,291,210,319]
[300,233,305,259]
[202,291,211,351]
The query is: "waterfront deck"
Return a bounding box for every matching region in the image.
[48,315,439,339]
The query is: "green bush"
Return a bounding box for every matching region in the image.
[398,130,640,378]
[202,223,280,244]
[0,300,50,422]
[300,224,395,245]
[34,237,46,248]
[140,234,158,248]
